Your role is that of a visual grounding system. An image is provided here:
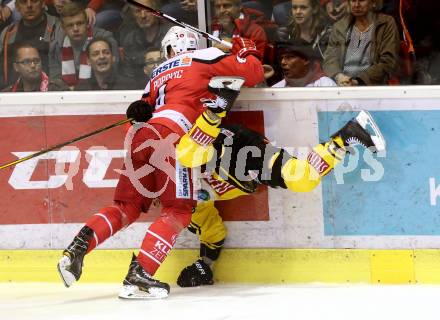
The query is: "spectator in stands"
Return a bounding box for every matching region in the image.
[277,0,331,59]
[321,0,348,23]
[272,0,291,27]
[50,0,67,16]
[427,52,440,85]
[75,37,134,90]
[143,48,162,80]
[211,0,267,59]
[46,0,124,31]
[241,0,273,20]
[1,0,17,33]
[47,0,93,27]
[92,0,125,31]
[322,0,399,85]
[118,0,169,88]
[272,41,336,86]
[161,0,198,27]
[0,0,58,88]
[401,0,440,85]
[49,2,119,89]
[3,42,67,91]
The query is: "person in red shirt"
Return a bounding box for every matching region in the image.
[57,26,264,299]
[2,42,67,91]
[211,0,268,60]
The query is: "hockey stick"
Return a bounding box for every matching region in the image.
[126,0,232,49]
[0,118,133,170]
[127,0,275,79]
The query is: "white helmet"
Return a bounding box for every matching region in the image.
[161,26,200,59]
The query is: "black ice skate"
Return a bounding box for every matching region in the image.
[177,258,214,287]
[201,76,245,116]
[118,254,170,300]
[57,226,93,288]
[331,110,386,152]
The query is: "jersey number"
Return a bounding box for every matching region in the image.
[156,84,166,107]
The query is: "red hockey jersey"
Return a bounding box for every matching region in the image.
[142,47,264,137]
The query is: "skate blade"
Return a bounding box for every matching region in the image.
[57,256,76,288]
[118,285,169,300]
[355,110,386,152]
[209,76,245,91]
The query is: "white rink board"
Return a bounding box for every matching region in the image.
[1,87,440,250]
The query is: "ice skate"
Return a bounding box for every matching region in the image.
[57,226,93,288]
[177,259,214,287]
[202,76,245,117]
[118,254,170,300]
[331,110,386,152]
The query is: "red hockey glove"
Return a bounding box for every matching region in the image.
[231,37,262,61]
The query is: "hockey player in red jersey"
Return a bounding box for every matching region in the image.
[57,26,264,299]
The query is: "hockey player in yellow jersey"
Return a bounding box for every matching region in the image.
[116,77,385,288]
[174,76,386,287]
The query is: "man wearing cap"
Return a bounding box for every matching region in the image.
[272,42,336,87]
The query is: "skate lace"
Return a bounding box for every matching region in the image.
[139,267,154,280]
[346,137,366,148]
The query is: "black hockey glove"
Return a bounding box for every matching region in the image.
[177,259,214,287]
[126,100,153,123]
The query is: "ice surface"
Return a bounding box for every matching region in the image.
[1,283,438,320]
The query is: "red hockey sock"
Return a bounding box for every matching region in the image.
[85,202,141,253]
[137,204,193,275]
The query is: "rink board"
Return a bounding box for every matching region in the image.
[0,112,268,225]
[2,87,440,284]
[319,110,440,235]
[2,248,440,284]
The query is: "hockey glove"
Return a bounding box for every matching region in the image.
[177,259,214,287]
[126,100,153,123]
[201,76,245,117]
[231,37,262,61]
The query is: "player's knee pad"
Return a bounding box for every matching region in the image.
[281,157,321,193]
[190,201,226,244]
[190,201,215,229]
[115,201,142,226]
[161,200,195,230]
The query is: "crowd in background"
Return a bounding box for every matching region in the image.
[0,0,438,92]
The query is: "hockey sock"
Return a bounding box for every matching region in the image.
[85,203,141,253]
[137,204,192,275]
[278,136,346,193]
[200,240,224,262]
[201,256,215,267]
[307,136,346,177]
